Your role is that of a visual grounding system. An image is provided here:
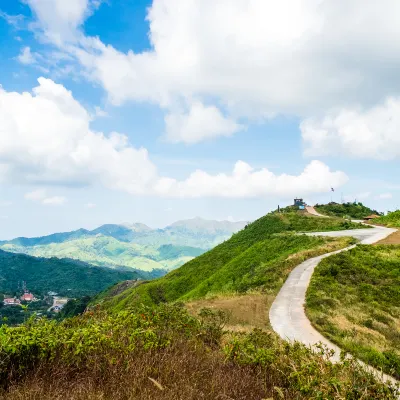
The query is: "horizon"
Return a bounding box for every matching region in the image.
[1,1,399,239]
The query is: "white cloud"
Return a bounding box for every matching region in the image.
[377,193,393,200]
[42,196,67,205]
[301,98,400,160]
[165,102,243,143]
[1,78,347,198]
[24,189,67,205]
[17,47,38,65]
[0,78,158,192]
[0,11,25,29]
[154,160,348,198]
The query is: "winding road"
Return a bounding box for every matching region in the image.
[269,210,398,387]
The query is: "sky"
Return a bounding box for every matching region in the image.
[0,0,399,239]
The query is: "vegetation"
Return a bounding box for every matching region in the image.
[95,212,360,311]
[373,210,400,228]
[306,245,400,379]
[315,202,381,219]
[0,249,159,298]
[0,304,396,399]
[0,236,203,272]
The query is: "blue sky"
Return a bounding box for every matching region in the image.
[0,0,399,239]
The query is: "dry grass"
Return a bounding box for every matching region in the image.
[185,293,272,331]
[2,340,269,400]
[375,230,400,245]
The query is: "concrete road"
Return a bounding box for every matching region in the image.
[269,224,398,387]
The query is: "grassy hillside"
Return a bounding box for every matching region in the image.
[306,245,400,379]
[0,304,396,399]
[0,236,204,272]
[315,202,381,219]
[0,249,158,298]
[373,210,400,228]
[95,212,360,311]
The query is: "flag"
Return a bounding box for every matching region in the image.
[331,188,335,192]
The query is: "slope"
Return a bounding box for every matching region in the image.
[306,245,400,379]
[95,211,361,311]
[315,202,381,219]
[0,249,155,298]
[373,210,400,228]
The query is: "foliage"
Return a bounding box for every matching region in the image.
[306,245,400,378]
[0,305,397,399]
[0,249,155,298]
[373,210,400,228]
[57,296,92,320]
[315,202,381,219]
[96,211,360,311]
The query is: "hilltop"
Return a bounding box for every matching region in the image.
[315,202,381,219]
[94,211,362,311]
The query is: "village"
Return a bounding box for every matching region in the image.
[2,282,69,313]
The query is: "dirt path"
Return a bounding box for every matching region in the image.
[305,206,327,217]
[269,224,398,388]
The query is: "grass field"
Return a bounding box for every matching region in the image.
[306,245,400,379]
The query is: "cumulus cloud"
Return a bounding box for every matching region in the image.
[21,0,400,145]
[0,78,157,192]
[154,160,348,198]
[301,98,400,159]
[165,102,243,143]
[25,189,67,206]
[0,78,347,198]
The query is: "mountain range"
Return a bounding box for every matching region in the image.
[0,218,248,272]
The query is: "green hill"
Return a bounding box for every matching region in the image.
[95,211,361,311]
[372,210,400,228]
[306,245,400,378]
[0,249,158,298]
[315,202,381,219]
[0,218,246,272]
[0,236,205,272]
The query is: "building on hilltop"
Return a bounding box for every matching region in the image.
[294,198,306,210]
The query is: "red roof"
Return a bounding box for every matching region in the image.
[21,293,34,301]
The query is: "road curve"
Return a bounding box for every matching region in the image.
[269,224,398,387]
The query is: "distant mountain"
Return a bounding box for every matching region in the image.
[0,249,160,298]
[0,218,247,272]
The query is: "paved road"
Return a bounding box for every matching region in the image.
[269,224,398,387]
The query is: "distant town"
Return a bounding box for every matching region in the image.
[3,282,69,313]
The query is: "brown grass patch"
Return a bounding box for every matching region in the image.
[186,293,273,331]
[2,340,269,400]
[375,230,400,245]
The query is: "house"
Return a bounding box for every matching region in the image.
[20,292,34,302]
[294,198,306,209]
[4,297,21,306]
[363,214,380,221]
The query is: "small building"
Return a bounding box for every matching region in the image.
[363,214,380,221]
[20,292,34,302]
[294,198,306,209]
[4,297,21,306]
